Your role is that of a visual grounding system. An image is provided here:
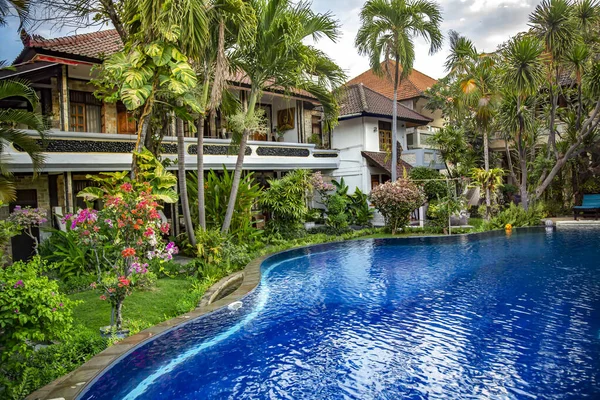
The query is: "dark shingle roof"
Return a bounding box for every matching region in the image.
[20,30,123,61]
[339,84,432,124]
[361,150,414,177]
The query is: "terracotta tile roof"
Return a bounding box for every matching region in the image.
[347,60,437,101]
[362,149,413,176]
[339,84,432,124]
[22,29,123,60]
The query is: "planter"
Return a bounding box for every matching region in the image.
[100,326,130,339]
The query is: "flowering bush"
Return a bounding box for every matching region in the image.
[370,178,425,234]
[311,171,335,193]
[65,181,178,330]
[0,257,76,359]
[7,206,48,255]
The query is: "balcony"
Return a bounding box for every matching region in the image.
[406,126,440,150]
[5,130,340,173]
[401,148,445,170]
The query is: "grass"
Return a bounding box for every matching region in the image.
[69,277,195,334]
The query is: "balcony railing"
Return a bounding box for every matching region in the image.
[5,130,340,173]
[406,126,440,150]
[401,148,445,169]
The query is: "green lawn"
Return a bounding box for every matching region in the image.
[69,277,195,334]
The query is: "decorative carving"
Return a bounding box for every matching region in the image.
[188,145,252,156]
[14,139,179,154]
[256,146,309,157]
[313,152,338,158]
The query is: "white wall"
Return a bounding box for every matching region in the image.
[330,116,407,194]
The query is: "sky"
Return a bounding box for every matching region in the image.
[0,0,536,80]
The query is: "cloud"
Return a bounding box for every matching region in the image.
[0,0,539,80]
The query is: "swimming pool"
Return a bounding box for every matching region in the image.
[80,228,600,399]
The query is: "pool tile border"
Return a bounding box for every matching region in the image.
[26,227,548,400]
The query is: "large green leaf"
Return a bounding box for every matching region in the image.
[153,188,178,203]
[77,187,104,201]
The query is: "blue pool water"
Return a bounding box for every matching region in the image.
[80,228,600,399]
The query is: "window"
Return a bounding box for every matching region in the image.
[117,103,136,134]
[378,121,392,151]
[69,91,102,133]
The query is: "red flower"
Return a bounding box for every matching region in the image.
[133,224,140,230]
[136,219,143,225]
[160,223,170,234]
[100,295,107,301]
[118,276,131,286]
[120,182,133,192]
[121,247,136,258]
[144,227,154,237]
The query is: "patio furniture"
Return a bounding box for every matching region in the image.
[573,194,600,220]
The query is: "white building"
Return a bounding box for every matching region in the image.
[330,83,444,194]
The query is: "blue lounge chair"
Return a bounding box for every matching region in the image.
[573,194,600,220]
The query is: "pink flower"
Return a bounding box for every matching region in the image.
[13,280,24,288]
[100,295,107,301]
[120,182,133,192]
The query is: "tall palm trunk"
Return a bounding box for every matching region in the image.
[516,97,528,210]
[221,89,258,234]
[197,116,206,230]
[483,128,491,219]
[177,117,196,245]
[391,59,400,181]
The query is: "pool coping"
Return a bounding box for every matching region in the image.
[26,227,549,400]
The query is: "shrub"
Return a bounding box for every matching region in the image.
[187,168,262,243]
[65,181,178,330]
[347,188,374,226]
[409,166,450,201]
[0,257,77,359]
[261,170,312,237]
[485,203,545,230]
[56,273,97,294]
[324,193,349,231]
[0,330,107,400]
[39,229,94,279]
[370,179,426,234]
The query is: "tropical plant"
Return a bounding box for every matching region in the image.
[485,202,545,230]
[355,0,443,180]
[369,178,425,234]
[409,166,449,201]
[187,167,261,242]
[65,181,178,330]
[193,0,256,233]
[220,0,346,234]
[261,169,313,237]
[39,229,93,279]
[443,30,499,217]
[77,148,178,204]
[470,167,505,209]
[324,193,350,232]
[92,0,209,173]
[348,188,374,226]
[0,0,30,27]
[0,79,47,202]
[0,256,76,360]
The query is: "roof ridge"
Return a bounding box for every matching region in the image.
[29,29,119,47]
[358,83,369,112]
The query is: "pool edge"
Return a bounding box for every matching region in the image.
[26,226,549,400]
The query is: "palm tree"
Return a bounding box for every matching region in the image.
[500,36,545,210]
[444,31,498,218]
[220,0,346,234]
[0,0,29,27]
[0,80,47,202]
[529,0,575,160]
[194,0,255,232]
[355,0,442,181]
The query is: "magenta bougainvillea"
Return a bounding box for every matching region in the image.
[65,182,177,330]
[369,178,425,234]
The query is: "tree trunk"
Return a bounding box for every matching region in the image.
[483,128,491,219]
[391,60,400,181]
[221,89,259,234]
[99,0,127,42]
[197,116,206,230]
[115,300,123,330]
[131,90,155,178]
[177,116,196,246]
[516,97,529,210]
